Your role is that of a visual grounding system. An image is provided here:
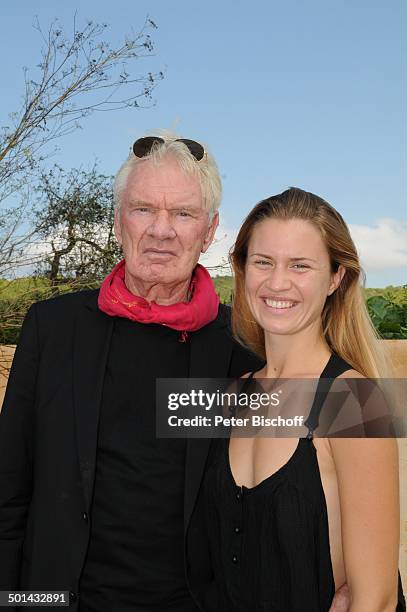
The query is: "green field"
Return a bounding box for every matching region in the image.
[0,277,406,343]
[213,276,406,302]
[0,277,98,299]
[212,277,407,339]
[0,277,99,344]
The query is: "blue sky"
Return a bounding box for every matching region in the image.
[1,0,406,287]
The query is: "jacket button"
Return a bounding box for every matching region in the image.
[234,526,241,534]
[69,592,78,601]
[232,555,238,563]
[83,512,88,521]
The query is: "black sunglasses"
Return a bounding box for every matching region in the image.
[132,136,205,161]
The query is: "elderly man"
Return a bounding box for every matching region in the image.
[0,133,349,612]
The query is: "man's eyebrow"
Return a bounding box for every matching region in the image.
[127,200,203,212]
[171,204,203,212]
[127,199,153,207]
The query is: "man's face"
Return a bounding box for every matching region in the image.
[114,157,218,289]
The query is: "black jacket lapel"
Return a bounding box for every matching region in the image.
[72,292,114,511]
[72,296,233,528]
[184,308,233,533]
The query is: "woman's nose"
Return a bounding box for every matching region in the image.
[264,266,292,292]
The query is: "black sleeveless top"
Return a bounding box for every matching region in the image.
[203,353,406,612]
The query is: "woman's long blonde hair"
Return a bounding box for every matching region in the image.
[231,187,389,378]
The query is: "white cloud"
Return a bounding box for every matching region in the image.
[200,218,407,278]
[199,225,237,275]
[13,219,407,282]
[349,219,407,273]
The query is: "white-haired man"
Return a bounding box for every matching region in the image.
[0,134,350,612]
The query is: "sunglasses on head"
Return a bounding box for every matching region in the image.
[132,136,205,161]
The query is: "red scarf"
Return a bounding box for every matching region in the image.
[98,260,219,335]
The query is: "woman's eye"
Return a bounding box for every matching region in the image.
[291,263,309,269]
[177,211,192,217]
[255,260,271,266]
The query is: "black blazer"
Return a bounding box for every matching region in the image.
[0,289,262,611]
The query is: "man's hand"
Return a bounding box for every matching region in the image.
[329,582,350,612]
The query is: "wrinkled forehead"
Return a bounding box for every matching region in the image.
[122,158,204,208]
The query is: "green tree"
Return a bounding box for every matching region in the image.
[34,164,121,283]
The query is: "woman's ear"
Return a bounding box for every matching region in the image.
[328,265,346,296]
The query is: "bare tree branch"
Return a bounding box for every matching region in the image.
[0,14,163,274]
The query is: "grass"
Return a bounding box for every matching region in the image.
[0,276,406,342]
[213,276,407,305]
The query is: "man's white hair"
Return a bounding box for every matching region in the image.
[113,129,222,216]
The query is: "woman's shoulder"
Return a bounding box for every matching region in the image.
[327,353,365,380]
[328,362,396,439]
[337,368,365,379]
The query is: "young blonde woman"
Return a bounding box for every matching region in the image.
[203,188,405,611]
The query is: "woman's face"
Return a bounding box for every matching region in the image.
[245,217,345,337]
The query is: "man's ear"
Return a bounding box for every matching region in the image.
[114,207,122,246]
[328,264,346,296]
[201,212,219,254]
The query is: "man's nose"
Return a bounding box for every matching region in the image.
[146,210,177,240]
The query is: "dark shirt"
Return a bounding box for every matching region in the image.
[203,354,344,612]
[79,318,199,611]
[203,354,407,611]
